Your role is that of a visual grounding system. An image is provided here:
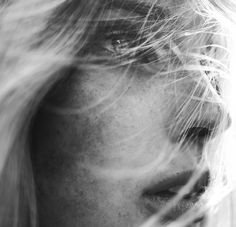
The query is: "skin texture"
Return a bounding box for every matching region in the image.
[31,67,228,227]
[30,1,230,227]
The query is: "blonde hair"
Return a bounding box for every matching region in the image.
[0,0,235,226]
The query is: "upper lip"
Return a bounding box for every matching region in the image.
[142,170,210,199]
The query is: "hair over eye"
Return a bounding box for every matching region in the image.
[100,28,159,64]
[0,1,235,227]
[103,31,132,56]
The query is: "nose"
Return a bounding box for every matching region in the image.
[166,78,232,146]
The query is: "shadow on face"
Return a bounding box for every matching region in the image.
[30,0,231,226]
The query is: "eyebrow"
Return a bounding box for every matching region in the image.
[106,0,166,20]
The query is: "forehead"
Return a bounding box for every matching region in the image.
[106,0,181,11]
[103,0,169,21]
[108,0,175,7]
[137,0,179,8]
[103,0,187,21]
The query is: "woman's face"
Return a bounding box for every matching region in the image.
[31,1,230,227]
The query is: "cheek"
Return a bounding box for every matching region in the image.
[80,82,169,169]
[31,109,150,227]
[34,92,166,172]
[40,68,168,165]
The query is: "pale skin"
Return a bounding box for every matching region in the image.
[30,1,231,227]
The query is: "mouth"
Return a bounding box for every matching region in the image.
[141,171,210,223]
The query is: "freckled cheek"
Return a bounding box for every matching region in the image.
[80,80,167,144]
[74,83,172,167]
[44,68,173,167]
[80,96,168,168]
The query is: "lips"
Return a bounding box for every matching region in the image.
[141,171,210,223]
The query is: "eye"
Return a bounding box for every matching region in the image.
[102,30,159,64]
[103,32,132,57]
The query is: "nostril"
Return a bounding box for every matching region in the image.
[182,112,232,144]
[178,126,213,145]
[167,103,232,145]
[185,127,212,142]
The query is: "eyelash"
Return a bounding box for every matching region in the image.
[104,31,133,56]
[100,27,159,64]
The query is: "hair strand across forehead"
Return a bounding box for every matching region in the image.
[0,0,236,227]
